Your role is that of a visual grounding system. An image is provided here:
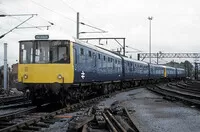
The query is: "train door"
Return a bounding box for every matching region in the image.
[92,51,97,81]
[73,46,78,71]
[73,43,80,83]
[148,63,150,79]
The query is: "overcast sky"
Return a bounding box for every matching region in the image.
[0,0,200,65]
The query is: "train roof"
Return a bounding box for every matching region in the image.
[19,31,122,59]
[176,68,185,70]
[74,39,122,59]
[150,64,165,68]
[123,57,148,65]
[163,65,176,70]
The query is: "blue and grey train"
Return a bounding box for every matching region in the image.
[16,32,186,105]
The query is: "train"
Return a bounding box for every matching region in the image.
[16,32,186,105]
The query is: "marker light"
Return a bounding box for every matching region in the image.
[58,74,62,79]
[24,74,28,79]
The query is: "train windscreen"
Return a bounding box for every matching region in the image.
[20,40,70,64]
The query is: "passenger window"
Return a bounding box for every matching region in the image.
[88,51,91,57]
[104,56,106,61]
[98,54,100,59]
[80,48,84,55]
[92,52,95,58]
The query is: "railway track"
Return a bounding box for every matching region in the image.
[68,103,139,132]
[0,101,31,110]
[168,82,200,95]
[0,95,27,106]
[0,87,139,132]
[147,81,200,106]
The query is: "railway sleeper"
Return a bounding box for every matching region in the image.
[115,115,135,132]
[68,107,95,131]
[21,125,41,131]
[32,122,49,128]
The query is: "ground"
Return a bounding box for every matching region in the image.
[42,87,200,132]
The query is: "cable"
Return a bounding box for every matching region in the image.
[37,15,54,25]
[0,3,54,29]
[0,10,43,30]
[30,0,76,23]
[60,0,77,13]
[0,15,35,38]
[31,0,107,37]
[126,45,142,52]
[0,11,37,36]
[80,22,107,33]
[80,15,106,37]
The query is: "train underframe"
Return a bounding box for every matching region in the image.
[17,77,184,106]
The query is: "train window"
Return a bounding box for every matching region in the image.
[108,57,110,62]
[20,40,71,64]
[20,41,34,64]
[88,51,91,57]
[50,40,70,64]
[80,48,84,55]
[118,60,120,64]
[104,56,106,61]
[92,52,96,58]
[35,41,50,63]
[133,64,135,71]
[115,60,117,64]
[98,54,100,59]
[111,58,113,62]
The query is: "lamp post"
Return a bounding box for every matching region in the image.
[148,16,153,63]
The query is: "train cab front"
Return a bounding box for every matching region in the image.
[16,37,74,103]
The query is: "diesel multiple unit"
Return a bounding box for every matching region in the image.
[16,33,185,105]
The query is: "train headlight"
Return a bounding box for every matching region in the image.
[57,74,62,79]
[24,74,28,79]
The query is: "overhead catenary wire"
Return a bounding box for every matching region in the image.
[1,0,107,38]
[0,15,36,39]
[58,0,107,38]
[0,10,43,30]
[30,0,76,23]
[60,0,106,36]
[60,0,77,13]
[0,11,40,37]
[1,0,108,44]
[0,2,54,28]
[37,15,54,26]
[0,5,57,32]
[1,0,74,32]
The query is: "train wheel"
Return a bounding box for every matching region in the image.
[64,97,70,107]
[60,92,66,107]
[108,84,112,93]
[101,84,108,95]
